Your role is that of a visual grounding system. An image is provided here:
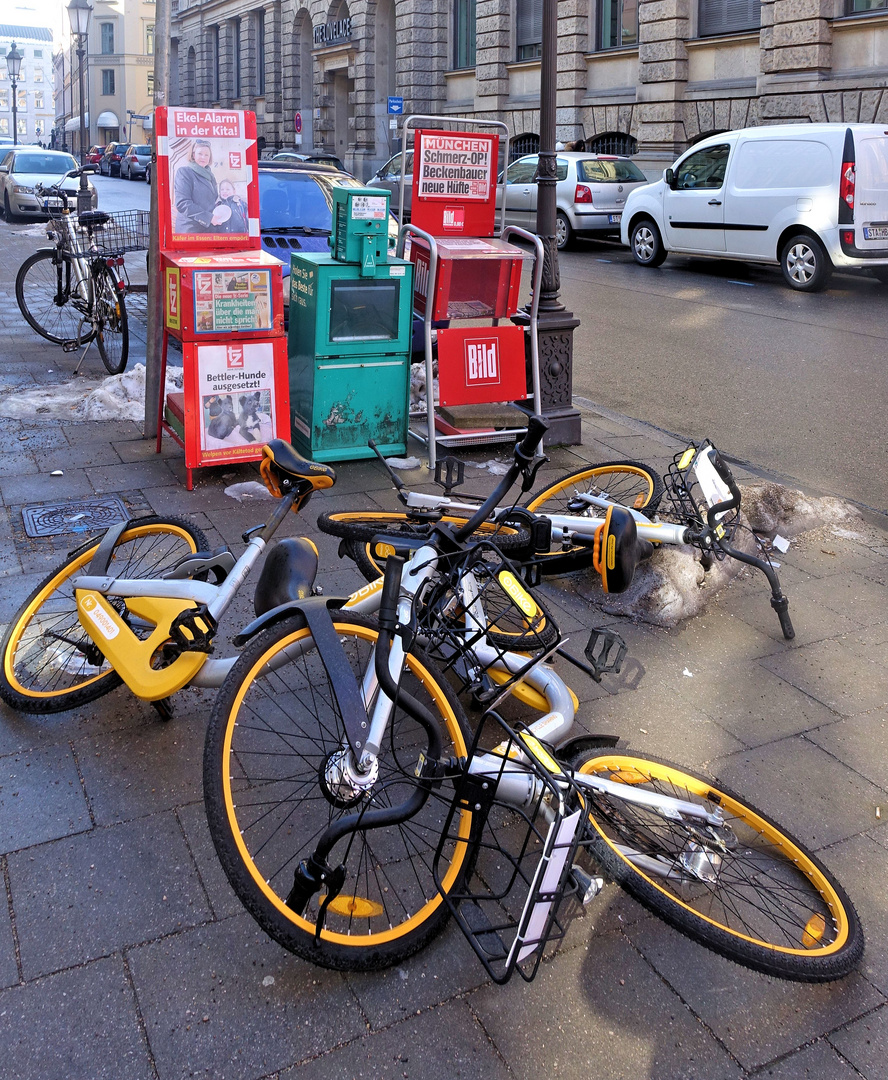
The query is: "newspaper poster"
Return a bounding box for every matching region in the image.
[165,108,254,244]
[193,270,273,333]
[415,132,495,201]
[197,342,277,455]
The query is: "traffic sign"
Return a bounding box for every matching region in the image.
[129,114,150,120]
[294,111,302,134]
[387,97,404,115]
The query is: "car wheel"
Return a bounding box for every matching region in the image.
[870,266,888,285]
[3,191,16,223]
[556,211,573,251]
[780,233,832,292]
[630,218,667,268]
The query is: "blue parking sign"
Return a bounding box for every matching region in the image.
[387,97,404,115]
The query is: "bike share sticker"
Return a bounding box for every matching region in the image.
[79,594,120,640]
[197,342,277,456]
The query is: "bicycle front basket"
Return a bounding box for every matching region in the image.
[663,440,740,555]
[433,709,584,984]
[76,209,151,255]
[414,542,561,705]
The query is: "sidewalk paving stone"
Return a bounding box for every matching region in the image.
[828,1003,888,1079]
[0,744,91,853]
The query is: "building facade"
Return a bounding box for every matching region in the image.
[0,25,55,144]
[54,0,157,155]
[171,0,888,179]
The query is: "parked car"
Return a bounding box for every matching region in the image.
[121,143,152,180]
[272,149,346,171]
[145,158,152,185]
[87,145,106,165]
[99,142,131,176]
[0,148,97,221]
[499,152,649,248]
[621,123,888,292]
[367,150,414,219]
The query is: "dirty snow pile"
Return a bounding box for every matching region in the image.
[0,364,183,423]
[409,362,438,415]
[576,481,863,628]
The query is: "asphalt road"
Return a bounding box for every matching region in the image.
[556,238,888,518]
[91,171,888,516]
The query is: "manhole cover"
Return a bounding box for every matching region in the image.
[21,495,129,538]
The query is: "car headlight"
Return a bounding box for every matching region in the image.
[13,184,35,195]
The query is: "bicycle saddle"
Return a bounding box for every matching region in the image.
[260,441,336,509]
[78,210,110,227]
[593,504,654,594]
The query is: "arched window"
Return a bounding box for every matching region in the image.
[510,132,539,161]
[588,131,637,156]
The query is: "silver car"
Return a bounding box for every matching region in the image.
[500,152,649,249]
[0,148,97,221]
[366,149,414,220]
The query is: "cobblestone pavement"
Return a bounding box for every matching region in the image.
[0,222,886,1080]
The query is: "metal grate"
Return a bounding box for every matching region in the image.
[588,132,638,156]
[21,495,129,538]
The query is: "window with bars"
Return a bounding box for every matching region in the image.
[454,0,476,68]
[698,0,760,36]
[510,133,539,161]
[600,0,638,49]
[588,131,637,155]
[516,0,542,60]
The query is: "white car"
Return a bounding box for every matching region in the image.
[0,148,97,221]
[621,123,888,291]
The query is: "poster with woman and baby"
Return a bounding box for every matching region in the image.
[155,108,260,251]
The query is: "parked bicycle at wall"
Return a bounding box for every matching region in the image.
[14,167,149,375]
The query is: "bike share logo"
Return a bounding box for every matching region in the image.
[464,337,500,386]
[79,593,120,640]
[226,345,244,369]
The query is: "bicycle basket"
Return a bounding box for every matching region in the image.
[73,210,151,255]
[663,440,740,556]
[413,542,561,706]
[433,709,584,984]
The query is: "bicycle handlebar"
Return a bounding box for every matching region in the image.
[452,415,549,542]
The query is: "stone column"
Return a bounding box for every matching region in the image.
[475,0,511,116]
[636,0,690,158]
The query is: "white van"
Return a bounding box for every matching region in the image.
[620,124,888,291]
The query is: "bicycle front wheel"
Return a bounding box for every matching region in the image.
[0,516,209,714]
[15,249,93,346]
[94,267,129,375]
[571,751,863,982]
[204,612,474,972]
[318,510,530,583]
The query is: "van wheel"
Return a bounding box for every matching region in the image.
[870,267,888,285]
[780,234,832,292]
[630,219,667,268]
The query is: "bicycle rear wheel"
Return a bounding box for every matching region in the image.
[571,751,863,982]
[94,267,129,375]
[318,510,530,583]
[0,516,209,713]
[15,249,93,346]
[204,612,474,971]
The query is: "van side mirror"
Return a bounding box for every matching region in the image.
[665,168,676,189]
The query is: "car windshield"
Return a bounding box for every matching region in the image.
[577,158,646,183]
[259,171,367,230]
[13,153,77,174]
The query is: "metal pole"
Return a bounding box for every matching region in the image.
[144,0,170,438]
[11,75,17,146]
[77,41,86,165]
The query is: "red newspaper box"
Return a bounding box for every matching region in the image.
[410,236,527,321]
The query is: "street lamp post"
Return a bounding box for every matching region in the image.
[6,42,22,145]
[67,0,93,213]
[529,0,581,445]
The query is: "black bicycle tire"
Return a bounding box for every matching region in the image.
[204,611,475,972]
[571,750,864,982]
[15,249,95,347]
[0,516,210,714]
[94,267,129,375]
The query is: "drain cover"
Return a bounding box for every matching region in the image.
[21,495,129,538]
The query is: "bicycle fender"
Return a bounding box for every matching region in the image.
[232,595,348,647]
[87,520,131,575]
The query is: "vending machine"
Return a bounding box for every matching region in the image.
[287,188,414,462]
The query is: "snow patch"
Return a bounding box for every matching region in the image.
[0,364,183,423]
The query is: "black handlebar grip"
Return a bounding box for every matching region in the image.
[710,448,737,490]
[771,595,795,640]
[377,554,405,634]
[516,415,549,461]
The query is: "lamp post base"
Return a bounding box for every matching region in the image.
[514,307,583,446]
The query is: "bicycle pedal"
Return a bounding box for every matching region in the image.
[584,628,627,681]
[61,339,80,353]
[168,604,217,652]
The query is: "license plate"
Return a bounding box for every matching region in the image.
[608,214,622,224]
[863,226,888,240]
